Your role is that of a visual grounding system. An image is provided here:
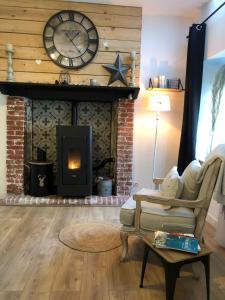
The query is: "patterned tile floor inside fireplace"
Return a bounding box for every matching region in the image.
[0,194,129,207]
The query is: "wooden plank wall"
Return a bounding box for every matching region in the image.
[0,0,142,86]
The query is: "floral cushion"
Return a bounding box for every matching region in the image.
[161,166,183,198]
[180,160,202,200]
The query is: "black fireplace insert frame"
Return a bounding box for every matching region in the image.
[56,125,92,197]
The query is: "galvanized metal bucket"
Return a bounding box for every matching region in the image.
[97,178,112,197]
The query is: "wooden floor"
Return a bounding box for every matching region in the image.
[0,206,225,300]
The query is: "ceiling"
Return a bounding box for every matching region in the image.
[69,0,210,17]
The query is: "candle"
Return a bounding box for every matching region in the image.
[153,76,159,88]
[6,44,13,52]
[160,75,166,88]
[159,75,166,88]
[130,50,136,59]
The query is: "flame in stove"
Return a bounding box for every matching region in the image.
[68,160,81,170]
[68,149,81,170]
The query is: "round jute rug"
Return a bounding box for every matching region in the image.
[58,222,122,252]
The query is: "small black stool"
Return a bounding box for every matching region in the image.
[140,234,211,300]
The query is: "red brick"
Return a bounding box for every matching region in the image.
[6,96,25,195]
[116,98,134,196]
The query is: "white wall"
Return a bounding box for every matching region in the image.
[133,15,193,190]
[202,0,225,59]
[0,92,7,198]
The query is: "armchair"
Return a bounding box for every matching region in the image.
[120,157,222,261]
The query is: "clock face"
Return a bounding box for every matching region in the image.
[43,10,99,69]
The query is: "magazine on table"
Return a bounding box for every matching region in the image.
[153,231,200,254]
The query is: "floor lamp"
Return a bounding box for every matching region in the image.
[148,94,171,181]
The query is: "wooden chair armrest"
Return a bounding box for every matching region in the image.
[133,188,207,231]
[135,201,141,231]
[133,193,207,209]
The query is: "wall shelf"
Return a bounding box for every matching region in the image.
[147,88,184,92]
[148,77,184,92]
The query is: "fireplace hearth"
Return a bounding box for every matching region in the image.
[56,126,92,196]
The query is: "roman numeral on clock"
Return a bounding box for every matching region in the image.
[79,16,85,24]
[87,27,94,33]
[45,36,53,42]
[86,48,95,55]
[47,46,55,53]
[57,14,63,23]
[89,39,98,44]
[48,23,57,30]
[56,55,63,64]
[80,56,85,64]
[68,12,74,21]
[69,58,74,67]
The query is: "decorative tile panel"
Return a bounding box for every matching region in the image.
[31,101,114,177]
[32,100,72,163]
[77,102,113,176]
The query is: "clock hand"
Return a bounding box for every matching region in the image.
[73,42,82,54]
[72,32,80,41]
[65,32,81,53]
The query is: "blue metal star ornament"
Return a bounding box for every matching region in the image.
[103,54,129,86]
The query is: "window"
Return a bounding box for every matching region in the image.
[196,61,225,160]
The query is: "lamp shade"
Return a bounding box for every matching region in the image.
[148,95,170,112]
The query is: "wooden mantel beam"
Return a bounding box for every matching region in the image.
[0,81,140,102]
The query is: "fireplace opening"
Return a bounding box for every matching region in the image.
[57,126,92,196]
[6,96,134,196]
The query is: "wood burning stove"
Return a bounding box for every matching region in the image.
[56,126,92,196]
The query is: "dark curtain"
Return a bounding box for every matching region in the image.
[177,23,206,174]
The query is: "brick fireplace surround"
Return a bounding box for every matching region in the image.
[6,96,134,196]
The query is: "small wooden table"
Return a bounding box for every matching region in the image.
[140,234,212,300]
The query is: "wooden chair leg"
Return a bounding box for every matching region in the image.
[120,231,129,262]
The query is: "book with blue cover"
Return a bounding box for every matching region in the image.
[154,231,199,254]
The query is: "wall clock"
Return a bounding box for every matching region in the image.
[43,10,99,69]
